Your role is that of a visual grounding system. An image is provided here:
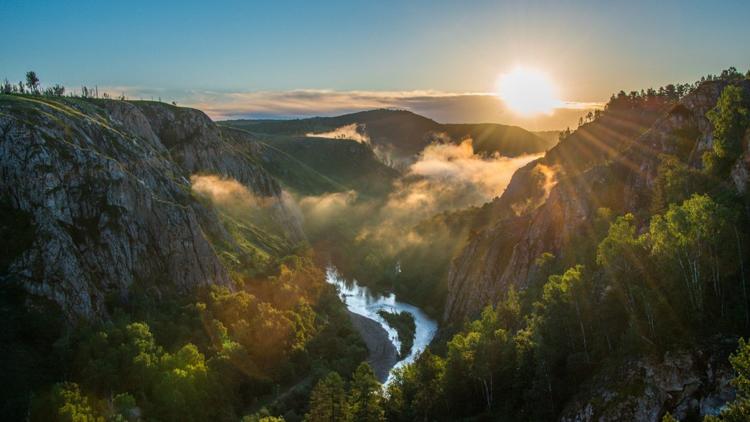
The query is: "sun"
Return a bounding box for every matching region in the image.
[496,66,562,116]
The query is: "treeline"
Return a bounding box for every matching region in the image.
[559,67,749,142]
[606,66,747,113]
[1,70,176,103]
[386,80,750,420]
[1,70,102,98]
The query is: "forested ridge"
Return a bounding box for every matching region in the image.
[383,69,750,421]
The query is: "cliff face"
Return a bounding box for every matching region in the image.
[443,80,750,323]
[132,102,281,197]
[0,96,301,319]
[132,102,306,243]
[559,339,737,421]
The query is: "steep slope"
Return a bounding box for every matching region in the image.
[442,123,555,156]
[0,95,301,319]
[533,130,562,145]
[221,110,440,158]
[132,101,305,243]
[559,342,737,421]
[443,80,746,323]
[222,127,400,197]
[221,109,554,162]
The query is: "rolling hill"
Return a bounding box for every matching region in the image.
[220,109,556,162]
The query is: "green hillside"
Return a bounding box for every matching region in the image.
[221,109,555,160]
[222,127,400,197]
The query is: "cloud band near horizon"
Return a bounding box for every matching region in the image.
[99,87,602,131]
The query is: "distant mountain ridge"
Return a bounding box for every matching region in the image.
[220,109,556,161]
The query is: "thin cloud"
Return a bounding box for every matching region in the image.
[188,89,488,119]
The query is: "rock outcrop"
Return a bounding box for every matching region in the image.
[560,339,737,421]
[0,96,302,319]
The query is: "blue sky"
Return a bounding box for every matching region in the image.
[2,0,750,128]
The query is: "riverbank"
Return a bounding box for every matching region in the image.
[347,310,399,382]
[327,265,438,383]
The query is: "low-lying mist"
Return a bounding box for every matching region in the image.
[190,174,303,275]
[305,123,407,169]
[389,139,541,222]
[292,138,541,314]
[191,174,270,214]
[306,123,370,144]
[190,138,542,315]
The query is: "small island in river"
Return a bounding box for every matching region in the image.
[377,310,417,358]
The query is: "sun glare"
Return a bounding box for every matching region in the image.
[496,66,562,116]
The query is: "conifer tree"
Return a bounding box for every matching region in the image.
[348,363,384,422]
[305,372,350,422]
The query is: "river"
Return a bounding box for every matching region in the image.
[325,265,438,385]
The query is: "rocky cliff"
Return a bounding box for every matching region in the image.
[444,80,750,323]
[0,96,302,319]
[438,79,750,421]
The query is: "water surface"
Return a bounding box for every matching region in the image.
[325,266,438,384]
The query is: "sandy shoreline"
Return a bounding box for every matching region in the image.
[347,310,399,382]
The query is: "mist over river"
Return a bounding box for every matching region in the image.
[325,266,438,384]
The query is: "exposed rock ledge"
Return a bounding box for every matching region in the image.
[560,340,737,422]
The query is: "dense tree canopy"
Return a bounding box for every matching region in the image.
[304,372,349,422]
[704,85,750,176]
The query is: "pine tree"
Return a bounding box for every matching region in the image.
[348,363,384,422]
[305,372,350,422]
[25,71,39,94]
